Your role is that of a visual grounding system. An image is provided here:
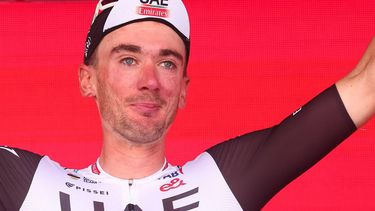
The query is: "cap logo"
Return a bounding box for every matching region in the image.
[84,37,92,58]
[138,0,169,18]
[139,0,168,6]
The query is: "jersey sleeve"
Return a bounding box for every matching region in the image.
[206,85,357,210]
[0,146,43,210]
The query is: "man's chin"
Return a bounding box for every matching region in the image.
[124,131,164,145]
[119,122,166,144]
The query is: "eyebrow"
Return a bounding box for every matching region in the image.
[110,43,184,63]
[159,49,184,63]
[110,44,141,55]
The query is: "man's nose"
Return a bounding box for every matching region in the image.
[137,62,161,91]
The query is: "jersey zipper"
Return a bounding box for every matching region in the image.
[128,179,135,211]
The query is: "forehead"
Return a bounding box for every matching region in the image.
[98,21,185,59]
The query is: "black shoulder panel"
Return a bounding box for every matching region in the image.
[0,146,43,210]
[207,85,356,210]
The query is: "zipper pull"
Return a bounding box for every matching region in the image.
[128,179,134,187]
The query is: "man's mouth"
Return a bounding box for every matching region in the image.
[130,102,162,116]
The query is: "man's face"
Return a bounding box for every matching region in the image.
[91,21,188,144]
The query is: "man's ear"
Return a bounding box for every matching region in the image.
[78,64,97,97]
[178,77,190,108]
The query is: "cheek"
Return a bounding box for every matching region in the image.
[159,77,182,98]
[106,70,136,93]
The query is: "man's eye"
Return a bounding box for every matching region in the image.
[161,61,176,70]
[121,58,136,65]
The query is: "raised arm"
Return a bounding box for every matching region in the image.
[336,37,375,127]
[207,38,375,210]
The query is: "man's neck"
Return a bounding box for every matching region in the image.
[99,134,166,180]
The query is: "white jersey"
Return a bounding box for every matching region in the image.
[20,152,242,211]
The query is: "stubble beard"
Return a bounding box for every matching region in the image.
[97,82,177,145]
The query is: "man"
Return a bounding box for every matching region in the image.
[0,0,374,210]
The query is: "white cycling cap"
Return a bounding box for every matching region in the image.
[83,0,190,64]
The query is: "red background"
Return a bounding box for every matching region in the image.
[1,0,374,210]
